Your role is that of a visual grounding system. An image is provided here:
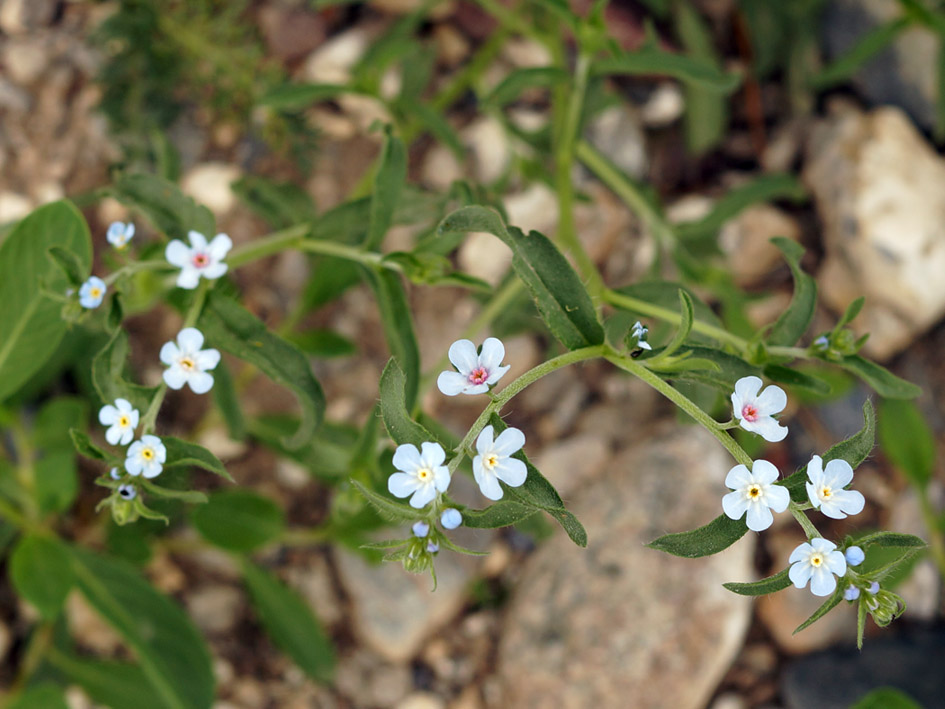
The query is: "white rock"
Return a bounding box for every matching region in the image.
[531,433,610,498]
[186,584,243,634]
[505,182,558,236]
[0,191,32,223]
[181,163,242,216]
[584,105,647,180]
[303,29,370,84]
[421,143,464,191]
[462,117,511,183]
[719,204,801,286]
[502,38,553,68]
[805,106,945,360]
[2,37,49,84]
[641,83,685,127]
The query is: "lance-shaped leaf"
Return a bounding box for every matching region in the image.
[351,480,422,523]
[763,364,832,396]
[70,547,215,709]
[0,201,92,402]
[258,82,360,109]
[10,534,75,619]
[591,47,741,92]
[483,66,569,106]
[46,656,168,709]
[723,568,791,596]
[92,329,158,412]
[767,238,816,347]
[70,429,111,462]
[379,358,442,447]
[854,531,927,551]
[192,489,285,552]
[363,126,407,251]
[438,206,604,350]
[487,414,587,546]
[460,500,537,529]
[161,436,232,481]
[198,292,325,449]
[111,173,215,240]
[646,290,694,365]
[647,513,749,558]
[840,355,921,399]
[608,281,723,346]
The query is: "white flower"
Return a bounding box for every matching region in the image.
[388,442,451,509]
[473,425,527,500]
[844,546,865,566]
[159,327,221,394]
[806,455,865,519]
[165,230,232,289]
[125,435,166,479]
[98,398,140,446]
[117,484,137,501]
[631,321,652,350]
[437,338,510,396]
[731,376,788,442]
[107,221,135,249]
[79,276,107,309]
[440,508,462,530]
[412,521,430,537]
[789,538,847,596]
[721,459,790,531]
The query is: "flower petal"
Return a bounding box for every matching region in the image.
[806,455,824,483]
[752,459,780,485]
[105,426,123,446]
[478,337,506,372]
[388,472,419,498]
[755,384,787,415]
[734,375,762,405]
[392,444,421,473]
[437,371,467,396]
[420,441,446,468]
[822,459,854,489]
[142,461,163,479]
[485,364,510,386]
[765,484,790,513]
[187,371,214,394]
[447,339,479,375]
[201,262,228,280]
[462,383,490,395]
[789,542,812,564]
[195,348,221,371]
[125,457,143,476]
[495,457,527,488]
[475,468,504,501]
[208,233,233,260]
[159,341,180,365]
[475,426,495,456]
[98,405,118,425]
[746,502,774,532]
[834,489,865,517]
[809,568,837,596]
[176,327,205,354]
[176,266,201,289]
[751,416,788,443]
[789,560,813,589]
[118,428,134,446]
[187,231,208,250]
[806,482,821,509]
[825,550,848,576]
[724,464,752,490]
[433,466,451,492]
[722,490,748,521]
[165,240,191,267]
[408,484,436,509]
[493,427,525,457]
[163,366,188,390]
[115,398,133,413]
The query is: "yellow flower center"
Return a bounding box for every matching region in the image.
[118,415,130,428]
[179,356,196,371]
[141,447,154,461]
[820,486,833,499]
[485,453,499,470]
[417,468,432,482]
[810,552,824,567]
[747,484,762,500]
[89,287,102,298]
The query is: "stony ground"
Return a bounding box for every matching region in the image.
[1,1,944,708]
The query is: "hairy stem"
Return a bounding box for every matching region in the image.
[790,504,822,540]
[226,224,311,269]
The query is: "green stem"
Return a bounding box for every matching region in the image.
[11,622,53,694]
[103,260,173,287]
[605,352,753,467]
[295,239,395,270]
[225,224,311,269]
[448,344,607,473]
[0,495,28,529]
[917,488,945,579]
[790,504,822,540]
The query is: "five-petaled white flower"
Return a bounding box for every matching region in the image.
[79,276,107,309]
[107,221,135,249]
[805,455,865,519]
[630,321,652,351]
[125,435,166,479]
[789,538,847,596]
[473,425,527,500]
[98,398,140,446]
[160,327,221,394]
[165,230,232,289]
[721,459,790,532]
[388,442,451,509]
[731,375,788,442]
[437,338,510,396]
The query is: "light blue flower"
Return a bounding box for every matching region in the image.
[79,276,107,309]
[732,376,788,442]
[388,442,451,509]
[98,398,140,446]
[440,508,462,530]
[412,521,430,537]
[789,538,847,597]
[118,484,137,501]
[125,435,166,479]
[107,221,135,249]
[844,586,860,601]
[473,425,527,500]
[868,581,880,595]
[631,321,652,350]
[426,541,439,553]
[806,455,865,520]
[844,546,865,566]
[160,327,221,394]
[721,459,790,532]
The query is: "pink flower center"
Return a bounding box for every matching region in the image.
[192,252,210,268]
[742,404,759,422]
[467,367,489,385]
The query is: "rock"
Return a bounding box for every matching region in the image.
[334,649,412,707]
[257,5,326,63]
[397,692,446,709]
[823,0,938,131]
[180,163,242,216]
[1,37,50,85]
[64,686,93,709]
[584,104,647,180]
[805,105,945,360]
[303,29,369,85]
[710,695,747,709]
[421,143,464,192]
[496,426,755,709]
[530,433,611,498]
[186,584,242,634]
[66,592,123,655]
[0,0,58,36]
[781,626,945,709]
[336,547,479,662]
[719,204,801,287]
[502,38,552,69]
[283,555,344,626]
[641,83,685,127]
[887,485,942,621]
[0,191,32,222]
[462,117,511,184]
[757,532,856,654]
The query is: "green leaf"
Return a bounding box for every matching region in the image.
[92,329,159,412]
[287,329,357,358]
[378,358,441,447]
[232,176,317,229]
[241,561,335,683]
[673,174,806,241]
[483,67,569,106]
[438,206,604,350]
[191,489,286,552]
[10,534,75,618]
[723,568,791,596]
[47,655,168,709]
[879,398,935,486]
[609,281,723,345]
[48,245,87,286]
[198,292,326,449]
[361,268,421,409]
[811,18,912,90]
[647,513,749,558]
[763,364,832,395]
[161,436,232,481]
[6,684,68,709]
[70,429,110,462]
[460,500,536,529]
[851,688,922,709]
[794,587,843,634]
[210,360,246,440]
[350,480,419,523]
[659,345,758,391]
[767,238,816,347]
[364,127,407,251]
[34,396,87,451]
[111,173,215,240]
[488,414,587,546]
[0,201,92,402]
[35,450,78,514]
[838,355,921,399]
[258,82,358,109]
[140,479,208,504]
[651,290,694,360]
[591,48,741,92]
[855,531,927,550]
[70,547,215,709]
[675,0,728,155]
[408,101,465,159]
[835,296,865,331]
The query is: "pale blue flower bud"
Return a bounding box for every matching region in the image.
[118,484,137,501]
[426,541,439,553]
[844,546,865,566]
[440,508,462,530]
[844,586,860,601]
[868,581,880,595]
[412,521,430,538]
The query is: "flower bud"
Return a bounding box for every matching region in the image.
[844,546,865,566]
[440,508,462,530]
[111,498,139,526]
[843,586,860,601]
[412,521,430,538]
